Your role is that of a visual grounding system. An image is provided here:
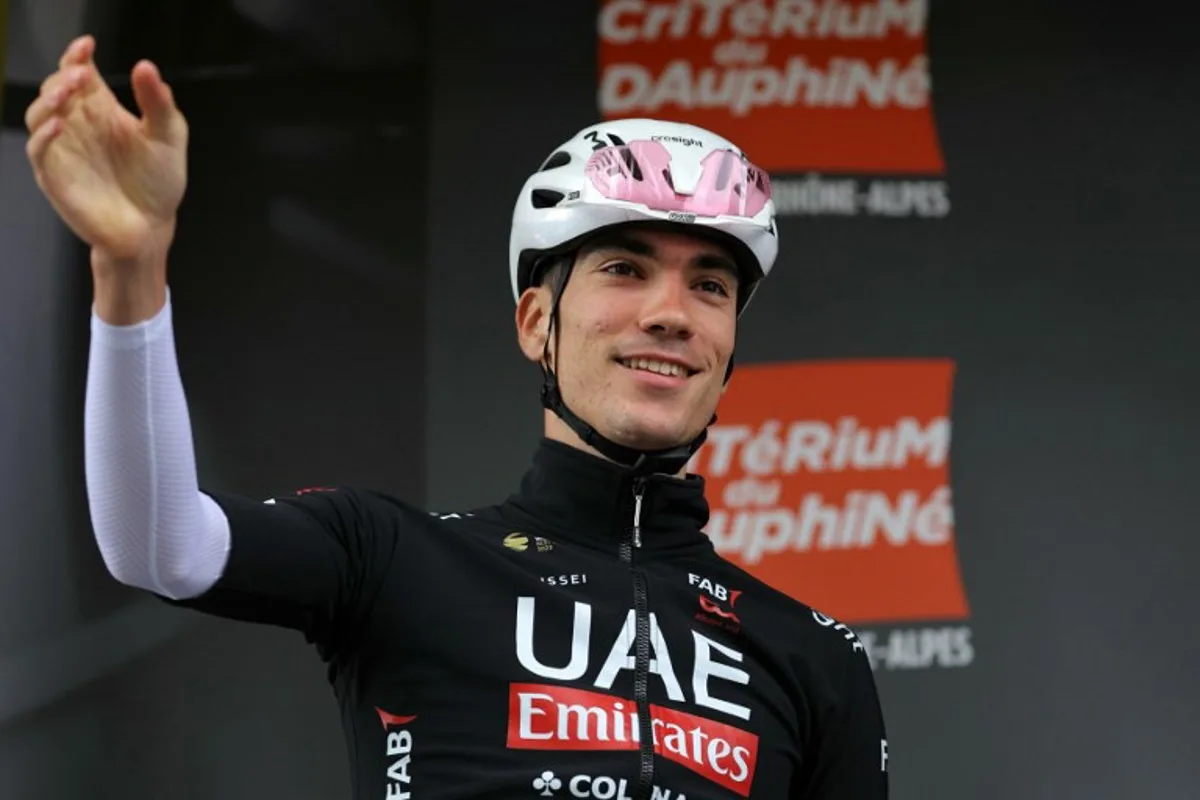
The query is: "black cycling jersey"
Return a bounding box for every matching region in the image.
[161,438,889,800]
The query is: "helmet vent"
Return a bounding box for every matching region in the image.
[539,151,571,171]
[618,147,644,181]
[530,189,566,209]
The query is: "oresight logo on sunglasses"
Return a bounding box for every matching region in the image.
[596,0,945,175]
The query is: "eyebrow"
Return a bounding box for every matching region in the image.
[587,233,740,279]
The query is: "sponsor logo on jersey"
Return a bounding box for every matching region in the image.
[511,596,758,796]
[698,595,740,624]
[505,532,556,552]
[532,769,688,798]
[688,359,975,671]
[432,511,475,520]
[375,708,417,799]
[689,573,743,633]
[541,573,590,587]
[687,573,735,603]
[533,770,563,796]
[510,685,756,796]
[811,609,865,654]
[596,0,950,218]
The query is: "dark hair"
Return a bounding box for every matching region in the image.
[529,254,575,300]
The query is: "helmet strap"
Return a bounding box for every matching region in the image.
[536,256,712,477]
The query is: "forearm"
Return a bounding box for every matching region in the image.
[84,287,230,599]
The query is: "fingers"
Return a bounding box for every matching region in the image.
[58,35,95,70]
[25,115,65,172]
[130,60,167,115]
[131,60,185,144]
[26,66,89,133]
[25,35,100,174]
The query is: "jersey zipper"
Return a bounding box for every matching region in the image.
[620,477,655,800]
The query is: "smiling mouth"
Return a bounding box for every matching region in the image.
[617,357,697,378]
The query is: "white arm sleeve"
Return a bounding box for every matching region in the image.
[84,290,231,600]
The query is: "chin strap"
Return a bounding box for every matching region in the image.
[539,368,710,477]
[536,256,715,477]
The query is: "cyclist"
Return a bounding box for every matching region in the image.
[25,34,889,800]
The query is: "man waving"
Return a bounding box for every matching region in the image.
[26,34,889,800]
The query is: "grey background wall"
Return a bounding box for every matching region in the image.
[1,0,426,797]
[427,2,1200,800]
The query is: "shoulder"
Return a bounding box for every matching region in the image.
[700,552,870,676]
[339,488,512,540]
[247,485,448,542]
[259,485,419,521]
[247,487,513,569]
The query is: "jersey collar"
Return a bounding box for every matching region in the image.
[504,437,713,556]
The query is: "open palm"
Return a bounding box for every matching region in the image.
[26,36,188,261]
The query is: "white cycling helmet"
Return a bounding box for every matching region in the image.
[508,117,778,315]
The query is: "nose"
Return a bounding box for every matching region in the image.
[638,274,693,340]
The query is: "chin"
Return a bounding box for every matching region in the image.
[610,412,708,452]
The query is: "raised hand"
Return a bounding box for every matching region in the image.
[25,35,189,265]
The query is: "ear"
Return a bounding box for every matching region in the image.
[515,286,552,364]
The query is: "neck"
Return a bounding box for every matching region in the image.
[543,411,690,479]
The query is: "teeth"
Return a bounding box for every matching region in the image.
[621,358,686,378]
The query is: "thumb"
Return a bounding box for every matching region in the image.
[131,60,183,143]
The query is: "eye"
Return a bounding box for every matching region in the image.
[602,261,639,277]
[697,279,731,297]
